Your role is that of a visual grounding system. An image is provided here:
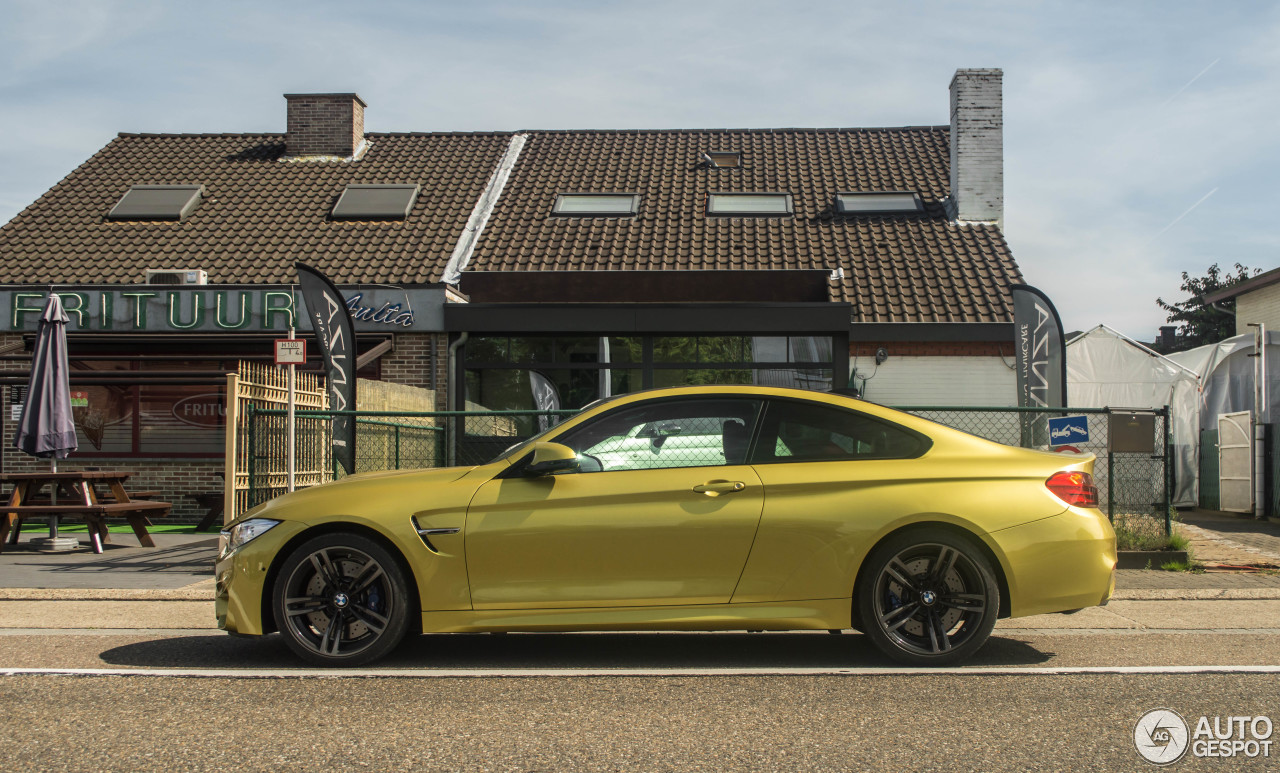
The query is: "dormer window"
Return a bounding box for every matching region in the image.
[107,185,204,221]
[835,191,923,215]
[704,151,741,169]
[331,184,420,219]
[706,193,792,216]
[552,194,640,216]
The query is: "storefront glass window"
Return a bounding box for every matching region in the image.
[461,334,840,440]
[466,336,508,363]
[70,360,227,458]
[139,385,225,455]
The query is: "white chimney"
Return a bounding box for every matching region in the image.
[948,69,1003,226]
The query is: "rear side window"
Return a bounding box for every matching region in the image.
[752,400,929,463]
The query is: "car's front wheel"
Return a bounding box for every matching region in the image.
[271,532,412,666]
[856,529,999,666]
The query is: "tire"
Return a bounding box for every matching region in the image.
[856,529,999,666]
[271,532,412,667]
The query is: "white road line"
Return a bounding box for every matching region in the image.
[3,627,1280,636]
[3,665,1280,679]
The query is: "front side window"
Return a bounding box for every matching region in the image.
[555,398,761,472]
[752,400,929,464]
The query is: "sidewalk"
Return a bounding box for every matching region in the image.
[0,510,1279,632]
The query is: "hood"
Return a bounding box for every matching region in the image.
[236,465,477,524]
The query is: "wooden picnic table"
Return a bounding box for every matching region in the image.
[0,470,171,554]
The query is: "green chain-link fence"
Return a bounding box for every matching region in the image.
[895,405,1172,538]
[244,403,1170,535]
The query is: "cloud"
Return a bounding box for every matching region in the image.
[0,0,1275,345]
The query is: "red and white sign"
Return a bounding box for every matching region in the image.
[274,339,306,365]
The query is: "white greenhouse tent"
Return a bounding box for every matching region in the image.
[1066,326,1199,507]
[1067,325,1280,509]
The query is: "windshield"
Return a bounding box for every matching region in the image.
[484,393,628,464]
[488,425,559,464]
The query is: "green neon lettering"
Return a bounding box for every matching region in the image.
[12,293,44,329]
[120,292,157,329]
[168,292,203,329]
[100,293,113,329]
[264,292,295,329]
[56,292,89,328]
[215,292,251,329]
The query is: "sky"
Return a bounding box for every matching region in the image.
[1,0,1277,341]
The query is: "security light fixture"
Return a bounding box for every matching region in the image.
[107,185,205,221]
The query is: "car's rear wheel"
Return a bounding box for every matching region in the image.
[857,529,999,666]
[272,533,411,667]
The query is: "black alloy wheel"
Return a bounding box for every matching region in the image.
[272,532,412,666]
[857,529,999,666]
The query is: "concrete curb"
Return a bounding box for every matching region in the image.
[2,580,1279,603]
[1111,588,1280,601]
[0,578,215,602]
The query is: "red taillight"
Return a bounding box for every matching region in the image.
[1046,471,1098,507]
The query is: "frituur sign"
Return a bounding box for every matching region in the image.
[0,286,446,333]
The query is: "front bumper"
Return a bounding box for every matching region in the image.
[215,520,308,636]
[994,506,1117,618]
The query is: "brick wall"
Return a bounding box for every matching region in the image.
[851,340,1015,357]
[0,330,447,523]
[378,332,449,411]
[284,93,366,157]
[1236,283,1280,335]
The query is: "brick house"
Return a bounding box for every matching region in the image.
[0,69,1024,512]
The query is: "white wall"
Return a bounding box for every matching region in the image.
[853,355,1016,407]
[1236,283,1280,335]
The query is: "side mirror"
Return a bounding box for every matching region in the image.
[523,442,580,476]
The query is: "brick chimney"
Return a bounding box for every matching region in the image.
[949,69,1003,226]
[283,93,367,158]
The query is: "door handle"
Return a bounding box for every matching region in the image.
[693,480,746,497]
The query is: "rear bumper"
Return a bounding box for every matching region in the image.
[994,507,1116,618]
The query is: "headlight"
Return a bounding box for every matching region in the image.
[219,518,281,558]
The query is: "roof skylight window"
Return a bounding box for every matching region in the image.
[552,194,640,216]
[835,191,924,215]
[706,193,793,216]
[107,185,204,221]
[331,184,420,219]
[704,151,742,169]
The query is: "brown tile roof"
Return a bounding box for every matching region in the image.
[0,126,1022,324]
[467,128,1021,323]
[0,132,514,285]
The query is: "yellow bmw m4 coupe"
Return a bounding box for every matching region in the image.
[216,385,1116,667]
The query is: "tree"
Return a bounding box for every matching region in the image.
[1155,263,1260,352]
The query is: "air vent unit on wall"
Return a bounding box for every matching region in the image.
[145,269,208,285]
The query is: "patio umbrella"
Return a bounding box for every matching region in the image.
[13,294,78,548]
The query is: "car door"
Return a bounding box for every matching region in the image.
[732,397,934,604]
[465,397,765,610]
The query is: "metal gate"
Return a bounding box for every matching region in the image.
[1218,411,1252,513]
[223,362,329,525]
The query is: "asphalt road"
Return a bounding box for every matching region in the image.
[2,671,1277,772]
[2,630,1279,771]
[2,629,1280,671]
